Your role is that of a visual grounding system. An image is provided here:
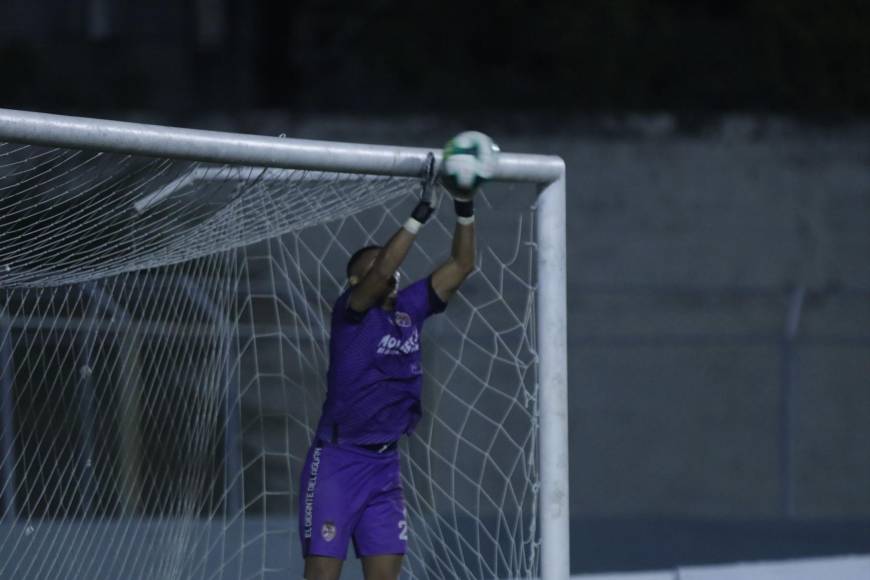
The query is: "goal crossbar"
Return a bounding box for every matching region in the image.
[0,107,569,580]
[0,108,563,184]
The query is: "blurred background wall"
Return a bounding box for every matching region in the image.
[1,0,868,574]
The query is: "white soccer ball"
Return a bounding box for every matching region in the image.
[441,131,500,200]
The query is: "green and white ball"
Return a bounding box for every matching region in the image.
[441,131,500,200]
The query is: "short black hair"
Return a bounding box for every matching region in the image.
[346,245,381,279]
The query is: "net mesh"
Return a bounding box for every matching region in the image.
[0,141,539,579]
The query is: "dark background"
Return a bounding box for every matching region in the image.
[1,0,869,576]
[1,0,869,118]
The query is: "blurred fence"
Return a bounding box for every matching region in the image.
[569,284,870,520]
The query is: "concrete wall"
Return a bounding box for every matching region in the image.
[560,122,869,519]
[560,125,870,519]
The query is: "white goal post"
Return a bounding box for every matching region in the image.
[0,108,568,580]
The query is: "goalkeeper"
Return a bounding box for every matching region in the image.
[298,176,477,580]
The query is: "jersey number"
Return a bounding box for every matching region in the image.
[398,520,408,541]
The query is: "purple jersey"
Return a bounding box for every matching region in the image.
[314,276,446,445]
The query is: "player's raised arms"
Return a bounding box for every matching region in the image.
[347,198,435,314]
[430,197,476,303]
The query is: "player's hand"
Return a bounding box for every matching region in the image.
[403,153,439,234]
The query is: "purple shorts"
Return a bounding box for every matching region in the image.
[298,440,407,559]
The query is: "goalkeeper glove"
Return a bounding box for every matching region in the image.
[404,199,434,235]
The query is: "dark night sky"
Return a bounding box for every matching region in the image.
[0,0,869,116]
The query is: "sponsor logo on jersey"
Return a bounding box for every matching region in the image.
[321,521,336,542]
[376,328,420,355]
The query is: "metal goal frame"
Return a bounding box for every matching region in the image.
[0,108,569,580]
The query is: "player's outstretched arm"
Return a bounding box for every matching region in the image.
[348,199,434,313]
[431,198,476,303]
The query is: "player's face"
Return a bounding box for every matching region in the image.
[357,249,399,300]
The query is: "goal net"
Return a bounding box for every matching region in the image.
[0,111,567,580]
